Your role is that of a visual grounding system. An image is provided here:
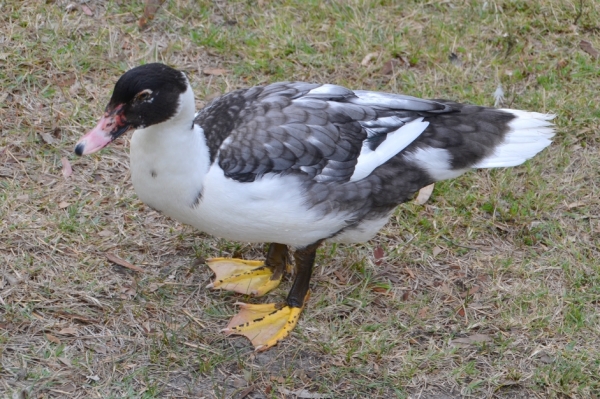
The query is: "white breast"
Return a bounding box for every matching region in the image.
[130,121,352,247]
[130,122,209,216]
[190,168,351,247]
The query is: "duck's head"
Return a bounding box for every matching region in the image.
[75,63,190,156]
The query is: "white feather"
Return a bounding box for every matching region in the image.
[473,110,555,168]
[329,215,391,244]
[350,118,429,181]
[404,147,469,181]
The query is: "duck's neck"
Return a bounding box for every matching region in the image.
[129,84,211,213]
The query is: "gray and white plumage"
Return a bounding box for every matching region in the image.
[75,63,555,248]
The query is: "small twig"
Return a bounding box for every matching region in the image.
[181,286,201,306]
[182,341,221,355]
[105,253,145,273]
[182,309,207,328]
[441,236,479,251]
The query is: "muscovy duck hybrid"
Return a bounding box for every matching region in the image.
[75,63,555,351]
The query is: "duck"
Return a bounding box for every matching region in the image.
[75,63,555,351]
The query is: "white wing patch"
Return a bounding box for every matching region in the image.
[306,84,351,97]
[350,118,429,181]
[404,147,469,181]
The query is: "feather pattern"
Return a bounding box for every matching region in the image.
[77,65,554,247]
[195,83,456,184]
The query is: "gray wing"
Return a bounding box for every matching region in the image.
[201,82,455,183]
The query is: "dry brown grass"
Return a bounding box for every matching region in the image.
[1,0,600,398]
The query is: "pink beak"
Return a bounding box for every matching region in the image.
[75,106,132,156]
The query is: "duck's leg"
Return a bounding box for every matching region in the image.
[222,241,320,351]
[206,243,290,296]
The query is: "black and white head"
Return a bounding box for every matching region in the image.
[75,63,190,156]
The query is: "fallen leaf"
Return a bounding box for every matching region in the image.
[98,230,114,237]
[81,4,93,16]
[333,269,347,284]
[58,327,78,335]
[432,246,443,257]
[381,59,402,75]
[494,223,511,232]
[415,184,434,205]
[450,333,492,348]
[580,40,599,58]
[120,284,137,298]
[371,286,389,294]
[567,201,586,209]
[238,386,255,399]
[270,376,285,384]
[536,351,554,364]
[46,334,61,344]
[373,246,384,265]
[139,0,166,29]
[58,201,70,209]
[203,68,228,76]
[147,283,161,292]
[86,344,107,354]
[278,387,332,399]
[3,274,18,285]
[417,306,429,319]
[56,75,76,88]
[61,157,72,178]
[39,132,55,145]
[460,285,480,298]
[556,59,568,69]
[52,311,97,324]
[467,333,492,342]
[361,52,379,66]
[105,253,145,273]
[57,383,76,392]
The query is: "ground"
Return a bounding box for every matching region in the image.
[1,0,599,398]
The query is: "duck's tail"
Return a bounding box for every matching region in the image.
[472,109,555,169]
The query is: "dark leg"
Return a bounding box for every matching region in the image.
[286,241,321,308]
[265,243,290,282]
[222,241,322,351]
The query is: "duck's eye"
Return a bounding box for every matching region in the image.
[136,90,152,102]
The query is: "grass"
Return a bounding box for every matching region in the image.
[1,0,599,397]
